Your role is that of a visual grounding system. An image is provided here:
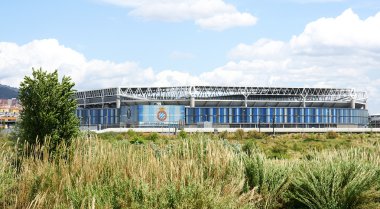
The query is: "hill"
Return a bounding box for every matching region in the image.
[0,84,18,98]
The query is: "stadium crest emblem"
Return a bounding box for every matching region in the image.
[157,107,167,121]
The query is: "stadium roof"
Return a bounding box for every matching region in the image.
[75,86,367,109]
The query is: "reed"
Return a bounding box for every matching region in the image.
[0,133,379,208]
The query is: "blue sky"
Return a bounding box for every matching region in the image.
[0,0,380,112]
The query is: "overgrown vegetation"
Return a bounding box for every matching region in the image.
[1,132,380,208]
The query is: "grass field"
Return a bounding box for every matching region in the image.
[1,130,380,208]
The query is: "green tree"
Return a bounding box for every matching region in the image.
[18,68,79,151]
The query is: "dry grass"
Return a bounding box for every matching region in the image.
[0,133,380,208]
[1,135,259,208]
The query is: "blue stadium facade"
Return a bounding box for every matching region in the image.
[75,86,369,129]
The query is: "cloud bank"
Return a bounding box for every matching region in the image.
[1,9,380,111]
[101,0,257,30]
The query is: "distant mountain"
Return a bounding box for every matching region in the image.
[0,84,18,99]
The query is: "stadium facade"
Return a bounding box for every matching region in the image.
[369,114,380,128]
[75,86,369,129]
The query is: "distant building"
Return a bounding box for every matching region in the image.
[0,98,21,128]
[75,86,369,129]
[369,115,380,128]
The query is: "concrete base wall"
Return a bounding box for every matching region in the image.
[95,127,380,134]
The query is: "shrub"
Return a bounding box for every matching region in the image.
[244,154,291,208]
[178,130,187,139]
[235,129,245,140]
[126,129,137,139]
[242,140,257,157]
[247,130,266,139]
[303,133,320,142]
[98,132,125,141]
[268,144,289,159]
[145,132,160,142]
[218,130,228,140]
[130,135,145,144]
[287,157,380,209]
[326,131,339,139]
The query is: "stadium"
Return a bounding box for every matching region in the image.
[370,114,380,128]
[75,86,369,130]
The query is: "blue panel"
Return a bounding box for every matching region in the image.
[226,108,229,123]
[290,108,294,123]
[332,109,336,124]
[213,108,218,123]
[340,109,344,124]
[217,108,221,123]
[252,108,257,123]
[237,108,240,123]
[258,108,265,123]
[246,108,251,123]
[108,109,112,124]
[244,108,249,123]
[276,108,281,123]
[305,108,309,123]
[195,108,199,123]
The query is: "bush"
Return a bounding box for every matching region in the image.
[130,135,145,144]
[326,131,339,139]
[247,130,266,139]
[145,132,159,142]
[242,140,257,157]
[126,129,137,139]
[218,130,228,140]
[244,154,291,208]
[178,130,187,139]
[287,158,380,209]
[98,132,124,141]
[268,145,289,159]
[303,133,321,142]
[234,129,245,140]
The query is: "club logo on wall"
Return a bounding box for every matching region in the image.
[157,107,167,121]
[126,108,131,119]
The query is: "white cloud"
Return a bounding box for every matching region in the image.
[195,12,257,31]
[0,39,202,90]
[290,9,380,53]
[218,9,380,112]
[0,39,154,90]
[228,39,287,60]
[101,0,257,30]
[1,9,380,112]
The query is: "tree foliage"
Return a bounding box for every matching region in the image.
[18,68,79,150]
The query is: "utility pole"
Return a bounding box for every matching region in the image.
[258,115,261,133]
[87,113,90,138]
[272,115,275,137]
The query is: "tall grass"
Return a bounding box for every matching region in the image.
[0,136,259,208]
[286,148,380,209]
[0,133,379,208]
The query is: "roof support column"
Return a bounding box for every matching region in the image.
[351,98,356,109]
[302,95,307,108]
[116,87,121,109]
[189,86,195,107]
[116,96,121,109]
[190,96,195,107]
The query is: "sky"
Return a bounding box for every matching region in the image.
[0,0,380,113]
